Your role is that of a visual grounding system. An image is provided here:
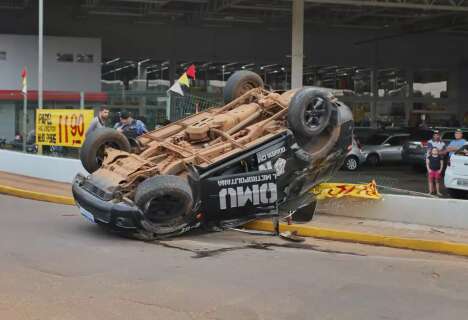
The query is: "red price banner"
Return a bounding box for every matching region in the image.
[36,109,94,147]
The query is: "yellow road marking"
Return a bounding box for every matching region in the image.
[245,220,468,257]
[0,185,75,205]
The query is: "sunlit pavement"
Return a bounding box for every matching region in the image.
[1,194,468,320]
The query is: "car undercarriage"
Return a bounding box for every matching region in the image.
[73,71,354,239]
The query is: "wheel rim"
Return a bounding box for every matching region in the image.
[304,97,328,130]
[144,194,185,223]
[346,158,358,170]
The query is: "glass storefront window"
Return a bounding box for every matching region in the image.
[412,101,448,112]
[411,102,459,127]
[334,68,372,97]
[413,70,448,98]
[376,101,406,127]
[305,66,372,96]
[377,69,409,97]
[349,102,371,127]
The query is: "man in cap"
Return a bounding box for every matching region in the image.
[427,130,447,157]
[114,111,148,139]
[447,129,467,158]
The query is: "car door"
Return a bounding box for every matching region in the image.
[201,169,278,221]
[380,136,406,161]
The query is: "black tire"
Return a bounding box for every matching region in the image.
[366,153,380,167]
[224,70,264,103]
[292,201,317,223]
[447,188,468,199]
[287,88,333,139]
[343,155,359,171]
[135,175,194,235]
[80,128,131,173]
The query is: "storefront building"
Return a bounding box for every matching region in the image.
[1,1,468,136]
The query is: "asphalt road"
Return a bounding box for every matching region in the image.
[2,194,468,320]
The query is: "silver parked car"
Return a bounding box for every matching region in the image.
[362,133,410,166]
[342,137,366,171]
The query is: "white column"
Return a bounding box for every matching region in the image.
[38,0,44,109]
[291,0,304,89]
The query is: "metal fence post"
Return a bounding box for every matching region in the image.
[80,91,85,109]
[166,92,171,121]
[22,93,27,152]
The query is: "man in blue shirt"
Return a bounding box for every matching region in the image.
[447,129,467,157]
[114,111,148,139]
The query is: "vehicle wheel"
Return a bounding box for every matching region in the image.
[287,88,333,139]
[223,70,264,103]
[366,154,380,167]
[447,188,468,199]
[135,175,194,235]
[80,128,131,173]
[291,201,317,223]
[343,156,359,171]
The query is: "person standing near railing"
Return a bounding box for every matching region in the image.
[114,111,148,139]
[86,106,110,137]
[426,147,443,196]
[447,129,467,158]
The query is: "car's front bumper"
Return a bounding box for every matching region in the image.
[444,169,468,192]
[352,151,366,164]
[72,174,141,230]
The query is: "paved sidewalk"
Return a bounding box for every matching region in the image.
[0,171,72,197]
[312,213,468,244]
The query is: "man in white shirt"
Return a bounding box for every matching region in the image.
[427,130,447,157]
[85,106,110,137]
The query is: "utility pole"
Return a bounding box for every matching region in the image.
[38,0,44,109]
[291,0,304,89]
[38,0,44,154]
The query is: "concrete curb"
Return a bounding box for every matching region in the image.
[245,220,468,257]
[0,185,75,206]
[3,184,468,257]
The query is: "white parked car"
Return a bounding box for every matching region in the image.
[445,145,468,199]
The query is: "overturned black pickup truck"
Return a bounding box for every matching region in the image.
[73,71,354,240]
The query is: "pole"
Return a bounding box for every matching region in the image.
[22,93,27,152]
[80,91,85,109]
[38,0,43,109]
[291,0,304,89]
[285,69,288,89]
[38,0,44,154]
